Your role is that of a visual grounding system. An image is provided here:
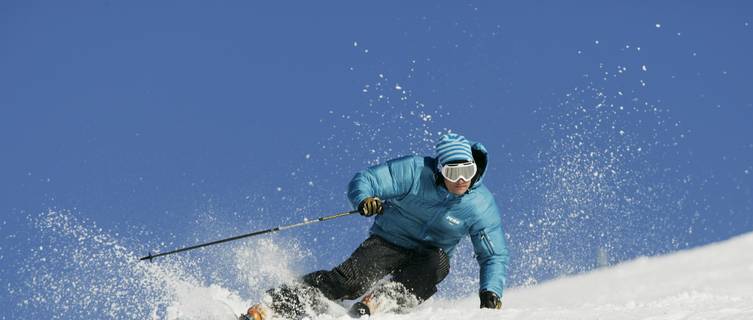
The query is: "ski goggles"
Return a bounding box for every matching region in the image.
[440,161,477,183]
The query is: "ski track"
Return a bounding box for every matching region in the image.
[179,232,753,320]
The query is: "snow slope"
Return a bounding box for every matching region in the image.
[392,232,753,320]
[165,232,753,320]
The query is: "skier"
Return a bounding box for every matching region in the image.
[241,133,508,319]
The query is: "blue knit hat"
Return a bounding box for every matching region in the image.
[435,133,474,165]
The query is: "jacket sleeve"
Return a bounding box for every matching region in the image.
[347,156,419,208]
[469,197,509,298]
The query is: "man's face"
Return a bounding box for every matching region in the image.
[444,177,471,195]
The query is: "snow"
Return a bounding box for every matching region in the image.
[405,232,753,320]
[165,232,753,319]
[18,213,753,320]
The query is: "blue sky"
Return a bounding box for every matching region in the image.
[1,1,752,318]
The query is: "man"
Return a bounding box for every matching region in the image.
[242,133,508,319]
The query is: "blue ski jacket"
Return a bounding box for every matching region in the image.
[347,142,508,297]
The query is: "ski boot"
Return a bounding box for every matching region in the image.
[241,283,328,320]
[348,282,419,318]
[348,292,374,318]
[239,304,269,320]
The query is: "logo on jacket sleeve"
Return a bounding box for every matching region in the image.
[445,215,461,225]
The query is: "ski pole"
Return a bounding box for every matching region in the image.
[139,209,359,262]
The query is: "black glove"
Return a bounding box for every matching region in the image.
[479,290,502,309]
[358,197,383,217]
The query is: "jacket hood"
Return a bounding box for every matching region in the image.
[469,141,489,190]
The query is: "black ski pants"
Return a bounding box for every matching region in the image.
[302,234,450,303]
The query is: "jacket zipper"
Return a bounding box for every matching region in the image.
[419,195,455,239]
[419,210,443,239]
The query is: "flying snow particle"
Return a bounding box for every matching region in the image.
[642,65,648,71]
[276,187,283,192]
[305,154,311,159]
[594,40,600,44]
[395,84,402,90]
[655,23,662,28]
[353,41,358,47]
